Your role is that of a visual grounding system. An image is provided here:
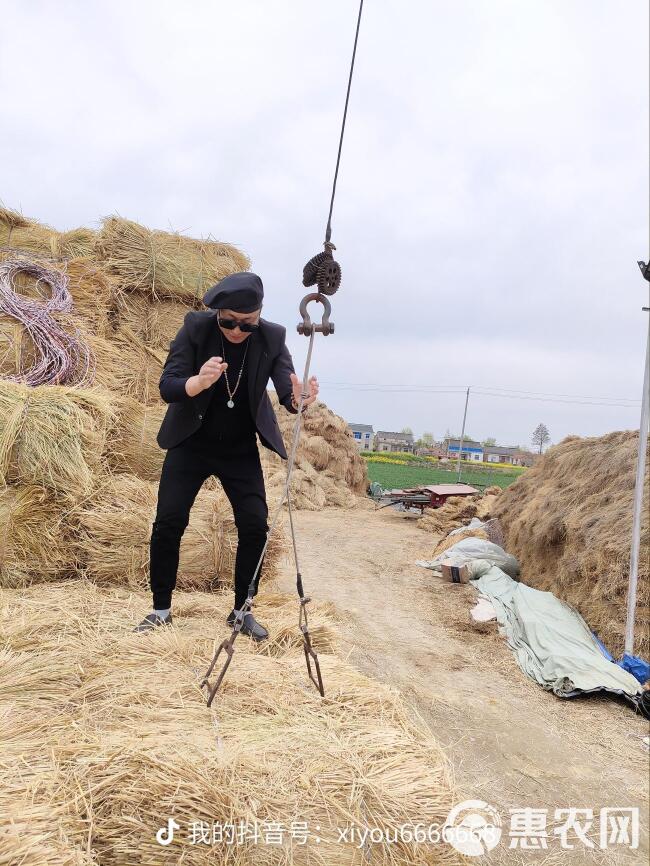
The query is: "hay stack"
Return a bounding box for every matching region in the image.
[62,257,118,336]
[106,396,166,480]
[0,380,115,498]
[0,582,462,866]
[0,205,55,255]
[95,216,250,303]
[54,228,97,259]
[418,497,479,536]
[493,431,650,657]
[85,324,168,404]
[261,394,368,509]
[70,473,285,592]
[0,206,96,259]
[111,289,198,351]
[0,485,78,588]
[475,485,502,521]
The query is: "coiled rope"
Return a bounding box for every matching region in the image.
[0,258,95,387]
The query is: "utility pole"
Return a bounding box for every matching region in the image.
[456,386,471,482]
[624,261,650,656]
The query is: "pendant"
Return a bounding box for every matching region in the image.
[227,400,235,408]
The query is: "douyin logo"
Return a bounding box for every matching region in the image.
[156,817,180,846]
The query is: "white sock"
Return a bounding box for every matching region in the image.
[154,608,171,620]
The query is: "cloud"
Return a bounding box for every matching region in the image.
[1,0,647,443]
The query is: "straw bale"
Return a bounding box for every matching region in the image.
[111,289,199,351]
[62,257,117,335]
[483,485,502,496]
[106,396,166,480]
[266,393,369,508]
[0,581,462,866]
[280,465,327,511]
[0,380,114,498]
[0,485,77,588]
[70,472,285,591]
[0,206,96,259]
[95,216,250,302]
[53,228,96,259]
[493,431,650,657]
[0,206,54,254]
[300,433,333,471]
[0,205,30,232]
[418,499,479,535]
[475,486,502,522]
[86,324,166,404]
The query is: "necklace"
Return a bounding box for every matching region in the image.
[220,332,249,408]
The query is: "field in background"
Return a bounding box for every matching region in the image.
[362,452,525,490]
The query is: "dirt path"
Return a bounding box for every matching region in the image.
[274,507,649,865]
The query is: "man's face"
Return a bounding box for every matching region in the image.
[217,308,261,344]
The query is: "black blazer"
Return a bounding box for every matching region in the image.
[156,310,298,458]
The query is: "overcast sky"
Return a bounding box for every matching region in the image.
[2,0,648,447]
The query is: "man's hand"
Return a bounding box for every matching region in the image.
[199,356,228,388]
[290,373,319,410]
[185,357,228,397]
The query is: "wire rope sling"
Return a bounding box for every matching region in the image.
[201,0,365,707]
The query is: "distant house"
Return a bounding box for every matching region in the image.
[374,431,415,453]
[348,423,374,451]
[445,438,483,462]
[483,445,526,465]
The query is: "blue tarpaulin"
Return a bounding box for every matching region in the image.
[593,637,650,685]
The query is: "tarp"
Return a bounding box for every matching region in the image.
[468,559,643,698]
[594,638,650,686]
[416,536,520,578]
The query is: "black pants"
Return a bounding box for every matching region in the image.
[149,432,268,610]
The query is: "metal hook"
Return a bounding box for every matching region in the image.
[297,292,334,336]
[299,596,325,697]
[200,600,252,707]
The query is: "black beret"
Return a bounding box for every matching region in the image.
[202,271,264,312]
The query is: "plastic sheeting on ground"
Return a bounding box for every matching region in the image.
[416,536,520,579]
[467,559,643,698]
[594,638,650,686]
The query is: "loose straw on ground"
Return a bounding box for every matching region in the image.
[0,581,463,866]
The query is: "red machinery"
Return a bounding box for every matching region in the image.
[380,483,479,513]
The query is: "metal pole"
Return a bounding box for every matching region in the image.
[457,386,470,482]
[624,265,650,655]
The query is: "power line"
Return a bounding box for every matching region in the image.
[319,380,641,407]
[472,390,639,407]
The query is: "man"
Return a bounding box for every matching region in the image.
[134,271,319,640]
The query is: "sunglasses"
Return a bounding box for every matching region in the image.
[217,314,260,333]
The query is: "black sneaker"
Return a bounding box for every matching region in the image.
[226,609,268,642]
[133,612,173,633]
